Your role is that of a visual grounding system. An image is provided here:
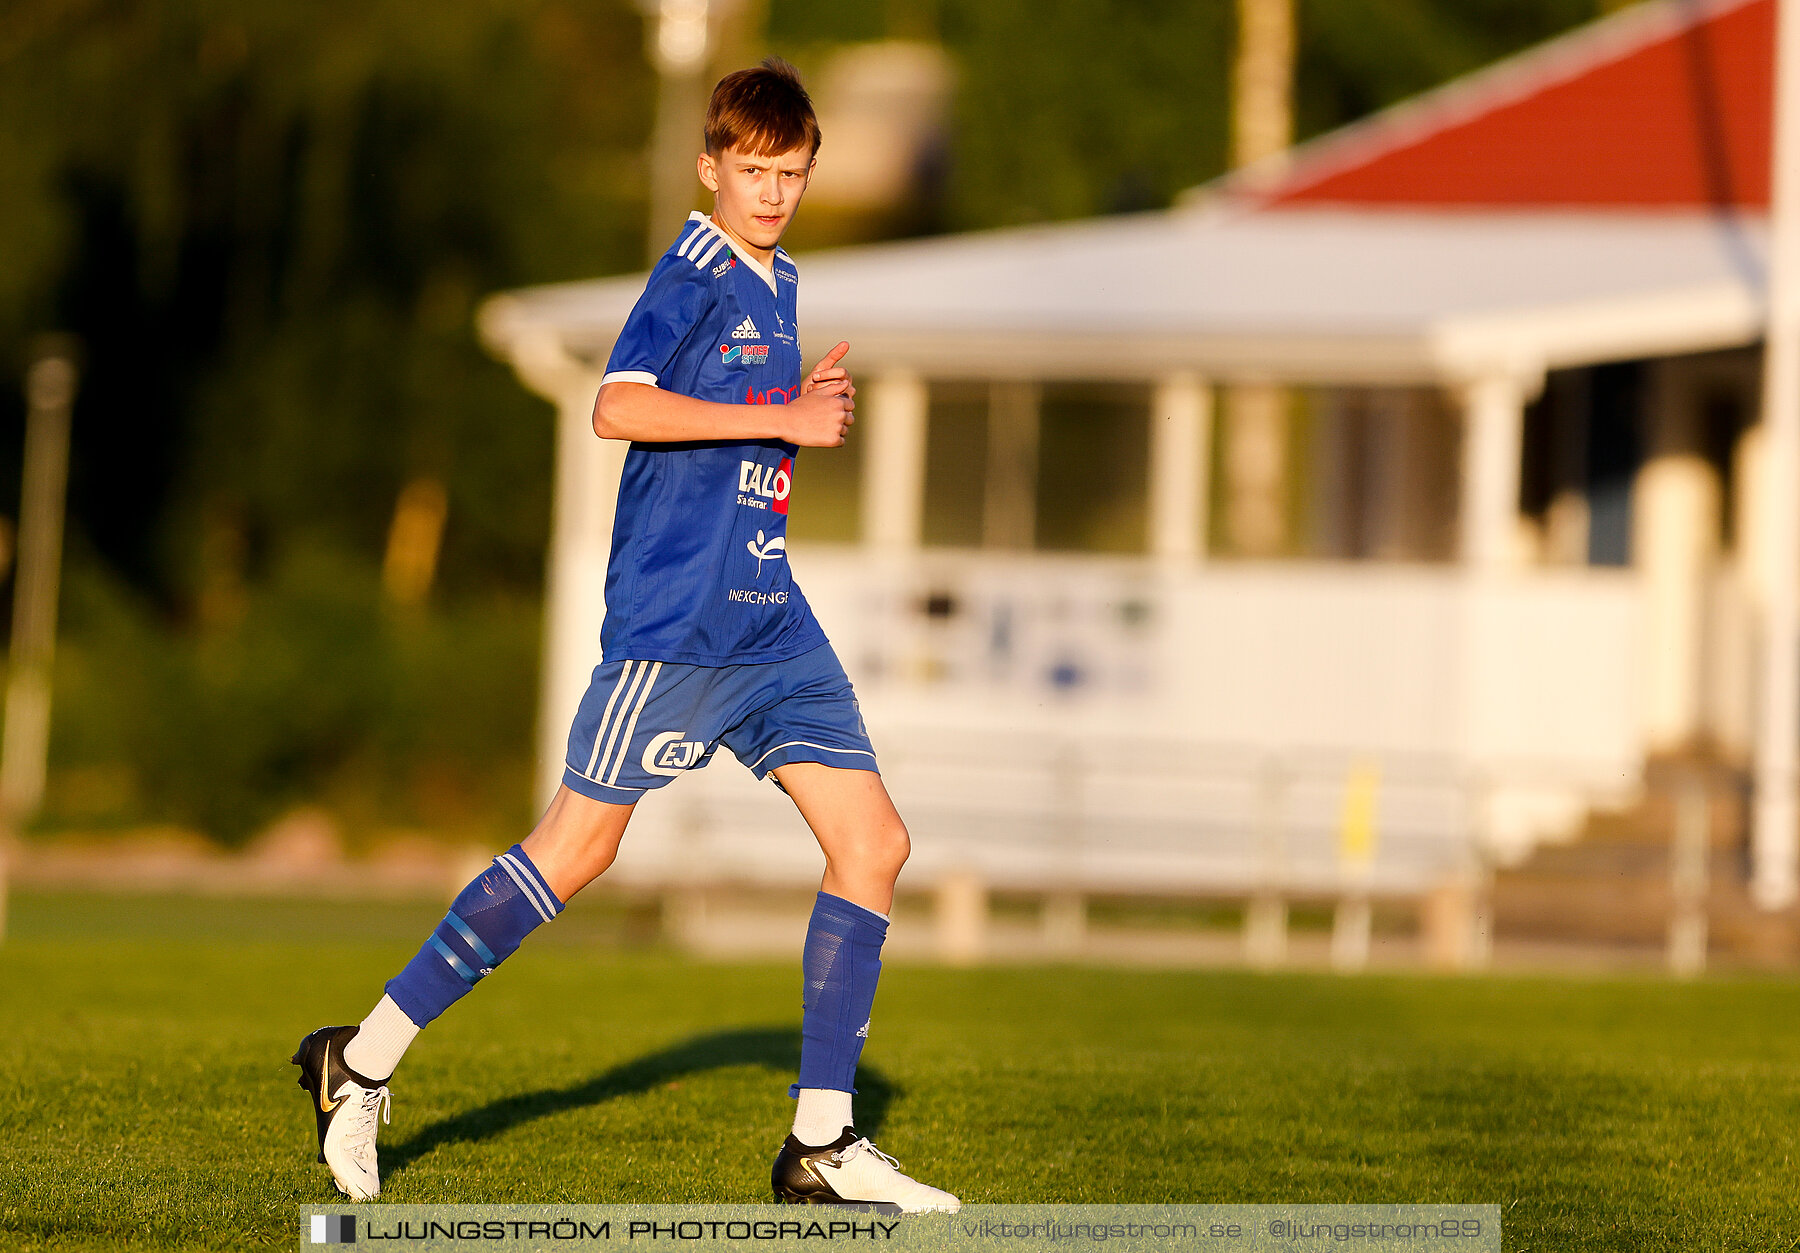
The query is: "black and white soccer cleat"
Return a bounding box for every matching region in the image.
[772,1127,960,1214]
[292,1025,391,1202]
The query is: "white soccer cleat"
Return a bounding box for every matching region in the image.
[292,1025,392,1201]
[772,1127,961,1214]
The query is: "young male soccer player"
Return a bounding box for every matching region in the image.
[292,59,959,1214]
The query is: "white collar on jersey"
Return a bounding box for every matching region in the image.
[675,212,787,295]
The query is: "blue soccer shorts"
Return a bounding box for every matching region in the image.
[561,642,878,805]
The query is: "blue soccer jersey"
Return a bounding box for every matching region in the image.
[598,212,827,666]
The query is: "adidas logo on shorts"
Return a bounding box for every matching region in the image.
[731,316,760,340]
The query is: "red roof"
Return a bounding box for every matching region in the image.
[1256,0,1774,210]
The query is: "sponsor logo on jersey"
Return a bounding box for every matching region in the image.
[642,730,706,776]
[776,266,797,284]
[727,587,789,604]
[737,458,792,514]
[746,529,786,576]
[745,383,798,405]
[731,316,760,340]
[719,343,770,365]
[712,256,736,277]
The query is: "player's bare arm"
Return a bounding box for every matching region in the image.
[592,344,855,448]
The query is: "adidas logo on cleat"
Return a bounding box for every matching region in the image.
[731,317,760,340]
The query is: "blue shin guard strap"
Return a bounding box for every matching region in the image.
[790,892,889,1097]
[385,843,564,1028]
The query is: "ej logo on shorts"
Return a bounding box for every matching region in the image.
[642,730,707,776]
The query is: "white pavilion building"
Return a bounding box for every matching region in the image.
[479,0,1795,959]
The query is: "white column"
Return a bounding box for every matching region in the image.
[2,350,75,823]
[1634,363,1720,753]
[1149,373,1211,562]
[1458,374,1529,570]
[860,371,928,554]
[1635,456,1720,751]
[536,381,627,809]
[1752,0,1800,909]
[496,324,617,811]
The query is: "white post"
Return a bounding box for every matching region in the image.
[2,349,76,822]
[491,324,617,813]
[1668,770,1710,977]
[860,371,928,554]
[1458,374,1528,570]
[1149,373,1211,563]
[536,382,625,809]
[936,870,988,965]
[1635,457,1718,750]
[1753,0,1800,910]
[639,0,736,264]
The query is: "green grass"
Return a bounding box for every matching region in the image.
[1,893,1797,1251]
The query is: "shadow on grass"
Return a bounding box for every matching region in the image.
[384,1027,899,1178]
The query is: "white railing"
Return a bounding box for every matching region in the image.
[596,548,1647,896]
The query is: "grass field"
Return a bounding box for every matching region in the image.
[1,891,1797,1252]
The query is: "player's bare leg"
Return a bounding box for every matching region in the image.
[766,762,959,1213]
[775,762,909,914]
[295,786,633,1200]
[520,785,636,902]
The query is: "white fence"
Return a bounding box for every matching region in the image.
[589,549,1647,899]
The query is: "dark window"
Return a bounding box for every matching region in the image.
[1035,382,1150,553]
[922,380,988,548]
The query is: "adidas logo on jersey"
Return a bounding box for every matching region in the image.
[731,316,760,340]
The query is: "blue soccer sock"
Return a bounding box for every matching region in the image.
[790,892,889,1107]
[382,844,564,1031]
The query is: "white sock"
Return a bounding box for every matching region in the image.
[792,1088,855,1146]
[342,995,419,1082]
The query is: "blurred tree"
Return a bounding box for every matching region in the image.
[771,0,1626,231]
[0,0,653,611]
[935,0,1235,226]
[0,0,655,841]
[1293,0,1603,140]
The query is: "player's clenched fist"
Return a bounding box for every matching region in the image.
[782,385,855,447]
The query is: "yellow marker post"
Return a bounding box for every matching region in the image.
[1332,759,1380,971]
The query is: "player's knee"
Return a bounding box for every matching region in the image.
[527,788,631,892]
[833,817,908,880]
[874,818,910,876]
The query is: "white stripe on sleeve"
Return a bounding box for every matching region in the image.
[600,370,658,388]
